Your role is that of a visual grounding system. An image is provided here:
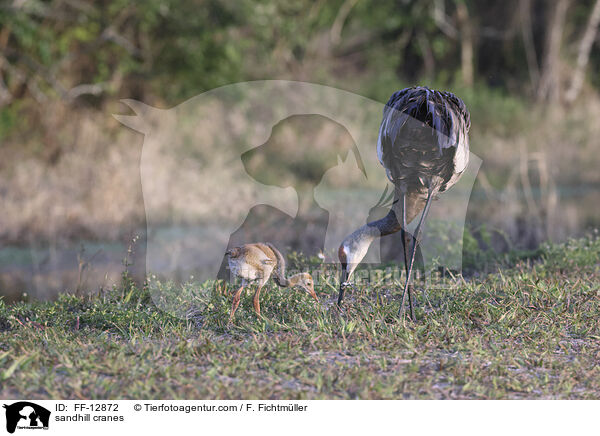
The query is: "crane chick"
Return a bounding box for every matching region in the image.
[226,242,318,322]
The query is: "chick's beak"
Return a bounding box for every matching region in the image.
[308,284,319,303]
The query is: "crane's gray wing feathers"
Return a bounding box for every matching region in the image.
[377,87,470,192]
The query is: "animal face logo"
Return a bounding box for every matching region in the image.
[115,80,481,318]
[3,402,50,434]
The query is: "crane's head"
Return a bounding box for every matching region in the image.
[338,226,377,292]
[289,273,318,302]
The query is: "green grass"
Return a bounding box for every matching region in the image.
[0,235,599,399]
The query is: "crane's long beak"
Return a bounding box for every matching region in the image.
[337,267,348,307]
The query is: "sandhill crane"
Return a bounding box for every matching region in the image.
[337,87,471,320]
[226,242,318,322]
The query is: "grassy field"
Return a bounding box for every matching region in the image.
[0,235,599,400]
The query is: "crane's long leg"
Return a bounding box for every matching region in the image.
[253,285,264,317]
[228,281,246,323]
[400,187,435,318]
[400,191,416,321]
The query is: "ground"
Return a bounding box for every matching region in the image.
[0,236,599,399]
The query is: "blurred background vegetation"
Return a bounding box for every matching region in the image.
[1,0,599,300]
[3,0,600,107]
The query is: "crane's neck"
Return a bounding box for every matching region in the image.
[339,209,402,280]
[366,208,402,236]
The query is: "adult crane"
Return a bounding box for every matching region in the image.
[337,87,471,320]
